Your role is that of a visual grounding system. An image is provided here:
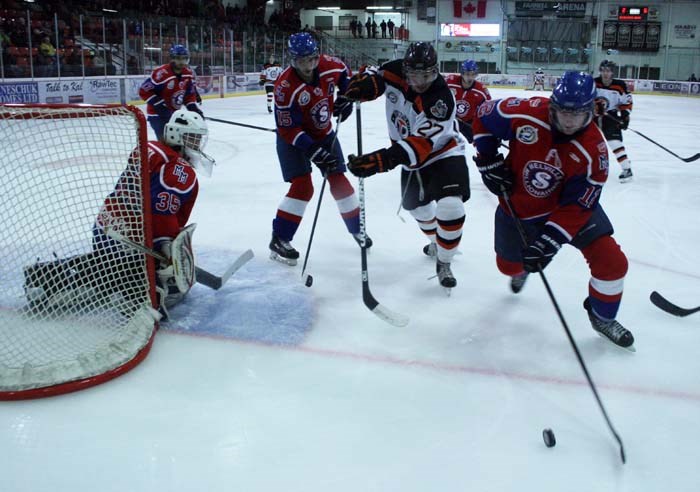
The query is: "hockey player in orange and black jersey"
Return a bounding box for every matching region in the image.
[472,71,634,349]
[342,42,470,290]
[595,59,634,182]
[139,45,203,140]
[259,55,283,113]
[444,59,491,143]
[269,32,367,266]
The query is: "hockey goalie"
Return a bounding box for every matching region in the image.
[23,109,214,320]
[532,67,546,91]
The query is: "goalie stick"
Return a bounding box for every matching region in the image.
[649,291,700,317]
[206,116,276,133]
[104,228,253,290]
[355,102,409,328]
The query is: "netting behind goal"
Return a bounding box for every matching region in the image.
[0,104,158,400]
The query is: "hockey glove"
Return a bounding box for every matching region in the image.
[347,148,394,178]
[344,72,386,102]
[458,120,473,143]
[522,226,562,273]
[619,110,630,130]
[259,79,266,86]
[333,95,354,122]
[474,153,513,195]
[307,144,339,175]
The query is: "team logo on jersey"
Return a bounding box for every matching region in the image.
[156,68,167,79]
[167,80,175,90]
[299,91,311,106]
[545,148,562,168]
[516,125,538,144]
[598,154,609,172]
[310,100,330,129]
[275,86,286,102]
[430,100,448,119]
[523,161,564,198]
[179,81,185,89]
[390,110,411,139]
[173,164,190,184]
[387,91,398,103]
[313,87,323,96]
[456,101,470,118]
[172,91,185,108]
[597,142,607,154]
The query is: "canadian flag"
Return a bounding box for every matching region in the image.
[453,0,463,17]
[454,0,486,18]
[477,0,487,18]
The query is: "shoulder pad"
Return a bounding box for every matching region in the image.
[151,64,172,83]
[273,68,296,107]
[160,158,198,194]
[419,81,455,122]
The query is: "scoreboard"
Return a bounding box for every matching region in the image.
[602,21,661,52]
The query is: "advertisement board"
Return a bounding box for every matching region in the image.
[0,82,40,103]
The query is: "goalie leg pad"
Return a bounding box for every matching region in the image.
[171,223,197,294]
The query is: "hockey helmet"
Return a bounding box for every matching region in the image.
[403,42,438,93]
[599,59,616,71]
[288,32,319,74]
[460,59,479,74]
[169,44,190,70]
[549,71,596,135]
[164,110,215,176]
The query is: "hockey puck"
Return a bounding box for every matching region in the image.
[542,428,556,448]
[305,275,313,287]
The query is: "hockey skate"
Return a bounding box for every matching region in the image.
[267,105,273,114]
[353,233,373,249]
[510,273,528,294]
[584,299,635,351]
[423,242,437,258]
[269,233,299,266]
[618,168,633,183]
[436,260,457,293]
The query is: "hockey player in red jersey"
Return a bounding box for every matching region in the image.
[95,109,213,316]
[269,32,368,266]
[472,71,634,349]
[342,42,470,290]
[444,59,491,143]
[595,60,634,182]
[139,45,203,140]
[260,55,283,113]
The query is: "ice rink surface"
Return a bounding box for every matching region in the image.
[3,87,700,492]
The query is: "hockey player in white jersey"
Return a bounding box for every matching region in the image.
[532,67,545,91]
[259,55,283,113]
[341,42,470,290]
[595,59,634,182]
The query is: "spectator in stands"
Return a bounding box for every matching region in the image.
[349,19,356,38]
[38,36,56,64]
[127,55,139,75]
[387,19,395,38]
[372,20,378,38]
[365,19,371,38]
[689,73,698,82]
[380,20,387,38]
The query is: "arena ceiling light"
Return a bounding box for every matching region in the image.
[367,6,393,9]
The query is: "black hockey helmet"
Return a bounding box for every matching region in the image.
[599,59,616,71]
[403,42,438,93]
[403,42,437,71]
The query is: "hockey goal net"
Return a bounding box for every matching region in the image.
[0,104,158,400]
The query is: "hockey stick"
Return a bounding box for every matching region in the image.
[104,228,253,290]
[649,291,700,317]
[395,170,412,222]
[356,102,410,327]
[501,192,626,465]
[604,114,700,163]
[205,116,276,133]
[300,117,343,282]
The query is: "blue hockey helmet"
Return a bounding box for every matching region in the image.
[460,59,478,74]
[288,32,319,59]
[549,71,596,135]
[169,44,189,58]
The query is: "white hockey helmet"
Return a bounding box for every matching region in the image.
[164,109,215,177]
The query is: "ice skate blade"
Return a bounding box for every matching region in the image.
[596,332,636,352]
[269,251,297,266]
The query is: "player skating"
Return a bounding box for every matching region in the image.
[269,32,369,266]
[532,67,546,91]
[342,42,470,291]
[595,60,634,182]
[139,45,203,139]
[472,71,634,349]
[444,59,491,144]
[259,55,283,113]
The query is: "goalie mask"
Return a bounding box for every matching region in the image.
[164,109,215,177]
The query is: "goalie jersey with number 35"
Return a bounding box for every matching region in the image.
[97,141,199,248]
[371,60,466,169]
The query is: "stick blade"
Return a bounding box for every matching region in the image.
[682,153,700,163]
[649,291,699,317]
[371,304,410,327]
